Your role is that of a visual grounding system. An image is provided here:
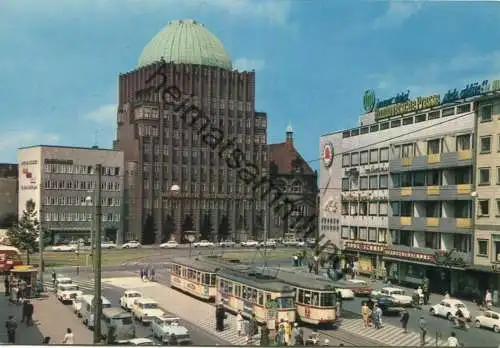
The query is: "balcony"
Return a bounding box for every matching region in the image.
[389,217,473,233]
[389,150,473,172]
[389,185,474,201]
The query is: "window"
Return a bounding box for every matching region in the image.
[360,126,369,134]
[425,232,441,249]
[402,117,413,125]
[380,122,389,130]
[341,202,349,215]
[341,178,350,191]
[480,105,493,122]
[360,202,367,215]
[369,149,378,163]
[402,143,413,158]
[479,199,490,216]
[477,239,488,256]
[359,227,368,240]
[379,202,388,216]
[341,226,349,239]
[350,203,358,215]
[378,228,387,243]
[379,175,388,189]
[370,125,379,132]
[442,107,455,117]
[342,154,350,167]
[456,134,471,151]
[391,120,401,128]
[391,202,400,216]
[393,145,401,159]
[497,167,500,185]
[360,151,369,165]
[369,176,378,189]
[351,129,359,136]
[427,139,440,155]
[479,168,490,185]
[379,148,389,162]
[349,227,358,240]
[415,114,426,123]
[413,171,426,186]
[480,136,492,153]
[496,199,500,216]
[428,111,440,120]
[457,103,471,114]
[369,202,378,216]
[360,176,368,190]
[368,228,377,242]
[392,174,400,188]
[427,170,440,185]
[351,152,359,166]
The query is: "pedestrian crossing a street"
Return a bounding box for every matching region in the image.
[339,318,447,347]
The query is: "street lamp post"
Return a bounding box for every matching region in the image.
[185,232,196,258]
[170,184,180,242]
[38,207,44,290]
[84,196,94,268]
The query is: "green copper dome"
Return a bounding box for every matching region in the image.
[138,19,232,70]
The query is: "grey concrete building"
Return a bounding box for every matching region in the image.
[114,20,268,244]
[0,163,18,227]
[17,145,124,244]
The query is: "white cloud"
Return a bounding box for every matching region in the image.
[0,131,60,153]
[372,0,423,29]
[82,104,117,125]
[233,58,266,72]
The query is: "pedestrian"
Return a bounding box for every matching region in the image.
[400,309,409,333]
[16,286,22,305]
[292,322,303,346]
[373,305,382,329]
[139,268,144,280]
[284,319,292,345]
[21,300,29,324]
[486,289,493,309]
[42,336,51,344]
[361,302,371,328]
[236,310,244,336]
[51,270,56,287]
[276,320,285,346]
[150,267,155,281]
[419,316,427,346]
[4,276,9,297]
[10,284,18,304]
[260,325,270,346]
[249,313,258,343]
[215,304,225,331]
[447,332,459,347]
[307,258,313,273]
[62,328,74,344]
[5,315,17,343]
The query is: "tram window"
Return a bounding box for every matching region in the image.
[304,291,311,304]
[311,292,319,306]
[196,272,201,284]
[242,286,248,299]
[211,274,216,286]
[252,289,257,303]
[228,281,234,294]
[219,279,224,289]
[276,297,295,309]
[320,292,335,307]
[258,291,264,305]
[298,289,304,303]
[266,293,272,303]
[203,274,209,285]
[181,268,186,278]
[235,285,241,297]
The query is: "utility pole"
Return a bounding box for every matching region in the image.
[38,207,44,290]
[93,164,103,343]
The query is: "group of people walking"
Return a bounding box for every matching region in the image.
[4,275,31,304]
[139,267,155,281]
[361,300,383,329]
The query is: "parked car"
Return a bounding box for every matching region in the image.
[430,298,471,321]
[122,241,141,249]
[56,284,83,303]
[474,310,500,332]
[159,241,179,249]
[258,239,277,249]
[51,244,76,252]
[116,338,156,346]
[241,240,259,247]
[376,297,405,315]
[150,315,191,345]
[101,242,117,249]
[370,287,413,306]
[55,276,73,287]
[120,290,143,311]
[131,298,164,324]
[218,241,236,248]
[192,240,215,248]
[346,279,372,296]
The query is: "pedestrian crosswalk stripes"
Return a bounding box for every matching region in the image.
[102,277,162,289]
[44,278,99,293]
[338,318,447,346]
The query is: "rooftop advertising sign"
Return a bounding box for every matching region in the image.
[375,94,440,120]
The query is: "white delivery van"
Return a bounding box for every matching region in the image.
[100,307,135,342]
[80,294,112,328]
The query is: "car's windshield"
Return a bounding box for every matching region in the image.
[276,297,295,309]
[102,303,112,308]
[63,286,78,291]
[391,290,405,295]
[59,279,72,284]
[142,303,158,309]
[455,303,465,308]
[128,293,141,298]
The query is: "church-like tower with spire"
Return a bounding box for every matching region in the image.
[267,124,318,239]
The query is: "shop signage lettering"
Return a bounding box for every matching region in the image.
[376,90,410,109]
[21,160,37,165]
[442,80,490,104]
[344,241,385,253]
[365,167,388,174]
[21,185,38,190]
[384,249,435,263]
[44,159,74,165]
[375,94,441,120]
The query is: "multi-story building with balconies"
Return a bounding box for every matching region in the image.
[320,87,481,296]
[17,145,124,245]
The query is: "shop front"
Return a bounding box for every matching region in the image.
[343,241,385,278]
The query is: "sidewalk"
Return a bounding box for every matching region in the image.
[0,285,93,344]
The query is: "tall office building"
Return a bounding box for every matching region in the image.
[114,20,268,243]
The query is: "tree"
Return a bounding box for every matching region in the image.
[0,212,17,229]
[199,214,213,241]
[162,215,175,243]
[217,215,230,242]
[7,199,39,264]
[181,214,194,243]
[142,213,156,245]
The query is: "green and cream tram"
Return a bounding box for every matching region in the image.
[167,258,218,301]
[216,269,296,324]
[261,268,337,325]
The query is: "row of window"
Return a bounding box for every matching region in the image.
[170,264,217,286]
[43,212,120,222]
[477,198,500,217]
[320,218,340,232]
[476,239,500,257]
[142,145,268,161]
[340,226,388,243]
[142,165,267,181]
[43,196,120,207]
[44,180,120,191]
[144,180,258,195]
[391,133,472,159]
[478,166,500,185]
[44,164,120,176]
[145,198,264,210]
[342,148,389,167]
[342,103,472,139]
[389,230,471,252]
[341,175,389,191]
[392,168,471,187]
[341,201,389,216]
[297,289,336,307]
[390,201,471,218]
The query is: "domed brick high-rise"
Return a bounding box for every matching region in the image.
[114,20,268,244]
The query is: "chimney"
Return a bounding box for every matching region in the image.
[285,123,293,148]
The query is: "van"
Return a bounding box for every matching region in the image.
[100,308,135,342]
[80,294,112,328]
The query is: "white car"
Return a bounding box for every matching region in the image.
[474,310,500,332]
[218,241,236,248]
[160,241,179,249]
[430,299,471,321]
[120,290,143,311]
[51,245,76,252]
[117,338,156,346]
[55,276,73,287]
[131,298,165,323]
[241,240,259,247]
[56,284,83,303]
[337,288,355,300]
[122,241,141,249]
[72,295,85,316]
[371,287,413,306]
[151,315,191,345]
[101,242,117,249]
[193,240,215,248]
[258,240,277,249]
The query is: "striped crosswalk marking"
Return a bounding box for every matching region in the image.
[339,318,447,346]
[44,278,100,293]
[102,277,162,289]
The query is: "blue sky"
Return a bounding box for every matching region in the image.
[1,0,500,171]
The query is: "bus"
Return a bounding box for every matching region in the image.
[168,257,218,301]
[261,268,337,326]
[216,268,296,324]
